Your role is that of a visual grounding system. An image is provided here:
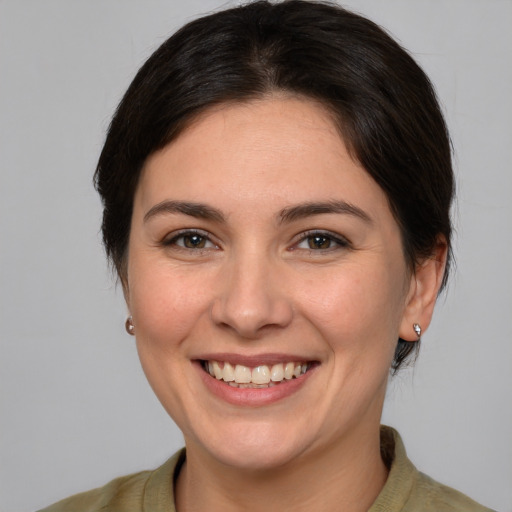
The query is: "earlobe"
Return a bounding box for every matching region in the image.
[399,239,448,341]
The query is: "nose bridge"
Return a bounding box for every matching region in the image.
[211,243,293,337]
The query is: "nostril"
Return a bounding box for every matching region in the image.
[210,293,294,338]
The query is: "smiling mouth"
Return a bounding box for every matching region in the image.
[200,360,314,388]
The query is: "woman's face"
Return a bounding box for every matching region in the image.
[126,97,416,469]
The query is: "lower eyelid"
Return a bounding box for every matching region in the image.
[180,237,213,249]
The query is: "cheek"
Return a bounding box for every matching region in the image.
[297,261,406,357]
[127,261,214,419]
[128,259,212,353]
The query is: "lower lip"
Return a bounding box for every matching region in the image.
[195,362,316,407]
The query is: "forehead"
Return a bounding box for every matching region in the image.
[135,97,391,224]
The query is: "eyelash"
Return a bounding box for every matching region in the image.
[162,229,217,251]
[292,230,351,252]
[162,229,350,253]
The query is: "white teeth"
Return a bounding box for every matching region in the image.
[270,363,284,382]
[206,360,310,387]
[212,361,223,380]
[252,365,271,384]
[284,362,295,380]
[222,362,235,382]
[234,364,252,384]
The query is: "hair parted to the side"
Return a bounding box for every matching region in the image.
[94,0,454,372]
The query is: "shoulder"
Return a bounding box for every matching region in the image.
[36,470,151,512]
[406,470,495,512]
[371,426,494,512]
[37,450,184,512]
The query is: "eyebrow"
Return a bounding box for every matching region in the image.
[143,199,372,225]
[143,200,226,223]
[278,200,372,224]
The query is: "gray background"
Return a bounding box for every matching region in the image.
[1,1,511,511]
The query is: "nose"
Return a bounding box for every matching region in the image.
[211,251,294,339]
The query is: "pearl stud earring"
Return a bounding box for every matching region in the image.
[125,316,135,336]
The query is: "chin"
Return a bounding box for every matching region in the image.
[187,420,316,471]
[210,442,306,471]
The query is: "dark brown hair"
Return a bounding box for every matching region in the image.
[94,0,454,372]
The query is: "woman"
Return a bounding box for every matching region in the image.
[39,1,494,510]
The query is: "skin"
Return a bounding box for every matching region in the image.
[125,96,446,512]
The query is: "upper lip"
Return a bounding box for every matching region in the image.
[193,353,318,367]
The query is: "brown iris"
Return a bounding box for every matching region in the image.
[308,235,331,249]
[183,234,207,248]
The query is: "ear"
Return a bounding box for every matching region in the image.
[119,273,131,313]
[399,237,448,341]
[122,285,131,313]
[117,260,131,309]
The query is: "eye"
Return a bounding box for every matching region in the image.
[294,231,350,251]
[164,230,217,250]
[302,234,333,250]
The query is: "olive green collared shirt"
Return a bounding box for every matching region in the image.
[38,427,494,512]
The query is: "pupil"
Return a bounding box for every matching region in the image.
[309,236,330,249]
[185,235,205,248]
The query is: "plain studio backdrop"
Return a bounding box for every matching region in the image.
[1,1,511,511]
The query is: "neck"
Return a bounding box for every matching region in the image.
[175,424,388,512]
